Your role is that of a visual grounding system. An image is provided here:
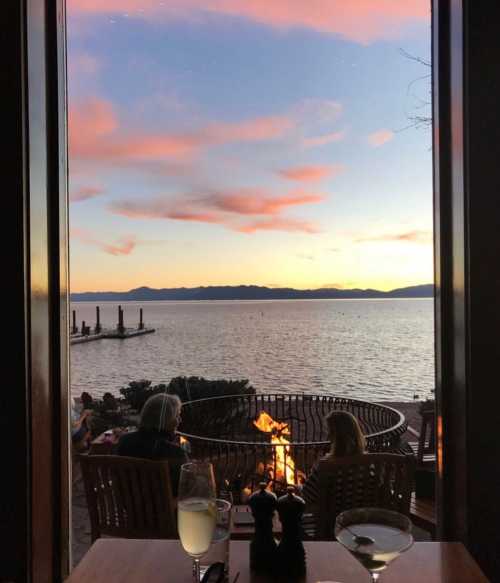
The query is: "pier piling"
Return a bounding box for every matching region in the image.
[70,304,155,344]
[95,306,102,334]
[118,305,125,334]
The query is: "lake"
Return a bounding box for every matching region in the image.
[70,298,434,402]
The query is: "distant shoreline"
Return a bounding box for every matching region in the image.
[71,296,433,304]
[71,283,434,302]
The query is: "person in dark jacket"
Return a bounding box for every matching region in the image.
[117,393,188,495]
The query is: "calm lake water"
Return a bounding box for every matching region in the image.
[70,298,434,402]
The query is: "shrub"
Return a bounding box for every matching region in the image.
[119,379,167,411]
[87,376,255,437]
[167,376,255,402]
[82,392,129,437]
[118,376,255,411]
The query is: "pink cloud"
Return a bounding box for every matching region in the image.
[109,187,324,234]
[100,133,203,161]
[166,211,223,223]
[70,186,104,202]
[206,116,294,143]
[68,53,101,76]
[236,217,321,234]
[112,202,223,224]
[69,0,156,11]
[69,98,294,166]
[71,228,137,255]
[206,188,325,214]
[357,230,433,244]
[367,129,394,147]
[69,98,118,137]
[68,0,428,44]
[69,98,119,160]
[103,237,137,256]
[278,164,343,183]
[302,130,345,148]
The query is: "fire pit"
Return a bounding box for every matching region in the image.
[178,394,407,495]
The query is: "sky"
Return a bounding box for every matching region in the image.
[67,0,433,293]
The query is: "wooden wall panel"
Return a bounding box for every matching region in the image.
[1,0,69,581]
[433,1,500,578]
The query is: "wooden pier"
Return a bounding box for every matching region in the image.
[70,306,155,345]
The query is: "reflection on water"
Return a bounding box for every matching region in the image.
[70,298,434,402]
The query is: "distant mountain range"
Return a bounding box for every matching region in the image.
[71,284,434,302]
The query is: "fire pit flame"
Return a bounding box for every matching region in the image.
[254,411,304,487]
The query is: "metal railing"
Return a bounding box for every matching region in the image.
[177,394,407,494]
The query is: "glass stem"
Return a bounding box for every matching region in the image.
[193,558,201,583]
[371,574,380,582]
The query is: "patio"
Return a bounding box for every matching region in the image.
[71,399,433,566]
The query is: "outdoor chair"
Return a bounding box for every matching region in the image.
[407,406,436,466]
[309,453,415,540]
[416,408,436,466]
[79,454,177,542]
[410,408,437,533]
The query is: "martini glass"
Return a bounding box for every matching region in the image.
[335,507,413,582]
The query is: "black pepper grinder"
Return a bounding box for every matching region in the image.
[276,486,307,580]
[248,482,278,575]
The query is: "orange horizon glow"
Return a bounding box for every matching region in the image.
[70,272,434,294]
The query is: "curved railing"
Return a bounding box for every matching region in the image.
[177,394,407,492]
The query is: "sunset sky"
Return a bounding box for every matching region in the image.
[67,0,432,293]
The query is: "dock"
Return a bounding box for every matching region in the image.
[70,306,155,345]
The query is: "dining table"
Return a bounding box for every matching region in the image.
[89,427,131,454]
[66,538,489,582]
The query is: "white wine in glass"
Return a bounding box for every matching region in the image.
[178,498,217,557]
[178,462,217,583]
[335,508,413,582]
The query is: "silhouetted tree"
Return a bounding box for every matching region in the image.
[399,48,432,131]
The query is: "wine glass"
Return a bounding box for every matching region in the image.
[200,498,232,579]
[335,507,413,582]
[178,461,217,583]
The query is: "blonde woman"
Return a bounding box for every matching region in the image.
[301,410,366,505]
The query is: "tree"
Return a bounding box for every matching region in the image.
[399,48,432,130]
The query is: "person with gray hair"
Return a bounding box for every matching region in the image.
[117,393,187,495]
[140,393,182,433]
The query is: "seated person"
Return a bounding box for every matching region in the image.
[80,391,93,410]
[71,396,92,452]
[102,391,118,410]
[301,410,366,506]
[117,393,187,495]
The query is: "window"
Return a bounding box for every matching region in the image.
[67,0,435,566]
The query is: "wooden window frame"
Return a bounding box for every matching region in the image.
[3,0,500,580]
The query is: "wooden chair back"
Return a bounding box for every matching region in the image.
[79,455,177,542]
[315,453,415,539]
[417,409,436,464]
